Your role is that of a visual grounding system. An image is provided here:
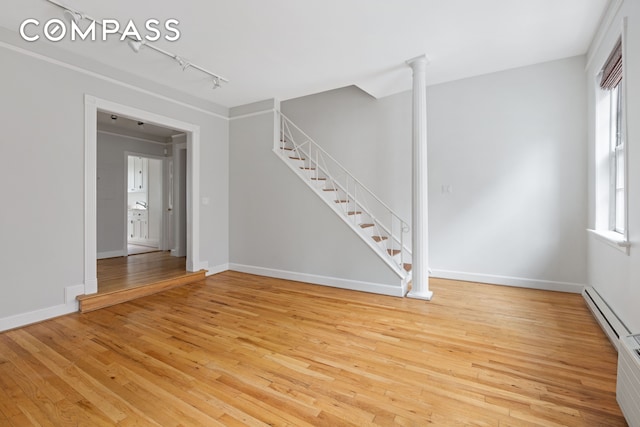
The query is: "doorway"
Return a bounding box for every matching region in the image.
[126,154,164,256]
[85,95,202,296]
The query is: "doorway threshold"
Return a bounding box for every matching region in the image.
[79,251,206,312]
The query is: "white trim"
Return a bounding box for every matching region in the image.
[206,263,230,276]
[186,129,200,272]
[85,95,202,297]
[98,129,170,146]
[430,269,585,293]
[585,0,624,71]
[65,284,85,304]
[587,229,630,254]
[0,285,83,332]
[97,250,127,260]
[85,96,98,294]
[583,286,630,351]
[229,263,404,297]
[0,41,228,120]
[229,109,275,121]
[621,17,630,243]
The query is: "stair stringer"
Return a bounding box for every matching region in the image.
[272,147,411,294]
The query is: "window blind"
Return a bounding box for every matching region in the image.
[600,38,622,89]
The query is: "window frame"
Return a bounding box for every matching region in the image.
[590,31,629,254]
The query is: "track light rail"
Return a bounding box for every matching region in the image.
[44,0,228,89]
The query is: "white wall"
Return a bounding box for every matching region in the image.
[229,101,402,295]
[97,133,165,255]
[587,0,640,333]
[282,55,588,292]
[0,32,229,329]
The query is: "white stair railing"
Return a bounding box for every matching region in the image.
[275,111,412,279]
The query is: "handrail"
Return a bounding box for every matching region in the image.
[280,112,402,219]
[277,111,412,274]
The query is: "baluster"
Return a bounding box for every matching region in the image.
[400,218,404,268]
[354,185,357,224]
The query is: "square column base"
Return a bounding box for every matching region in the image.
[407,290,433,301]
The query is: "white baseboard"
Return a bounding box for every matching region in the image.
[430,269,585,293]
[583,286,630,351]
[206,263,229,276]
[229,263,404,297]
[97,249,127,259]
[171,249,186,257]
[0,284,83,332]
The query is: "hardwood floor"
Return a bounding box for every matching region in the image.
[0,273,626,426]
[97,251,187,294]
[79,252,204,312]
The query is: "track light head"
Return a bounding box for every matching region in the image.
[111,115,117,120]
[128,39,145,53]
[63,9,81,25]
[174,56,191,71]
[212,76,221,90]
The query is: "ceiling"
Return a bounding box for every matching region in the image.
[97,111,183,143]
[1,0,610,108]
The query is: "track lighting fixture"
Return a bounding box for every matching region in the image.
[111,114,117,120]
[137,121,144,126]
[174,56,191,71]
[128,39,145,53]
[44,0,228,90]
[63,9,81,25]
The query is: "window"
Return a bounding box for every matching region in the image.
[596,37,626,237]
[591,36,628,252]
[610,83,625,233]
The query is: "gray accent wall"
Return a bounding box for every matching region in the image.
[229,106,401,290]
[0,33,229,321]
[282,55,588,292]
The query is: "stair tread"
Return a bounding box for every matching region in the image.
[347,211,362,215]
[289,157,305,160]
[387,249,401,256]
[403,263,412,272]
[323,189,338,192]
[311,177,327,181]
[300,167,316,170]
[372,236,388,242]
[334,200,348,203]
[281,147,294,151]
[360,223,374,228]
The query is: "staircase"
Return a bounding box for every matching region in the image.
[273,112,412,291]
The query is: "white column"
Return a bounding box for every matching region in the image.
[406,55,433,300]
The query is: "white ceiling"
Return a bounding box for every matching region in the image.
[1,0,609,108]
[97,111,183,143]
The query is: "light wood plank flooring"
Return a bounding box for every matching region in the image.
[0,273,626,426]
[97,251,187,294]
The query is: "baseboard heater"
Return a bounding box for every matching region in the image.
[618,335,640,427]
[582,286,630,351]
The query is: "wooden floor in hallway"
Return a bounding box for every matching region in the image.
[0,272,627,426]
[77,252,205,313]
[97,251,188,294]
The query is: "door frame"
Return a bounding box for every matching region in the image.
[84,95,201,295]
[124,152,166,253]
